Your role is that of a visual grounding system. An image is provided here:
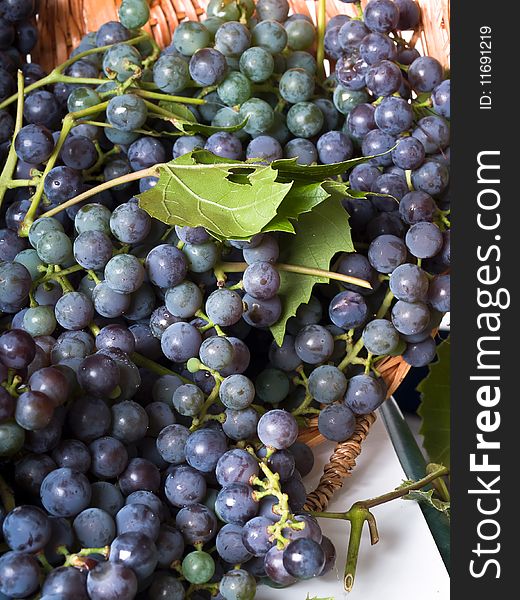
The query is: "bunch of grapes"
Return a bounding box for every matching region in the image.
[0,0,450,598]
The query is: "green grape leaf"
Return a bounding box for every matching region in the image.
[158,101,197,123]
[138,153,292,239]
[403,489,451,519]
[270,196,354,345]
[417,340,450,467]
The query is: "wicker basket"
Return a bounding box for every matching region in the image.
[32,0,451,511]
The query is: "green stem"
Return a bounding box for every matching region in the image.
[130,352,191,384]
[39,165,161,219]
[316,0,327,81]
[344,506,368,592]
[6,179,37,188]
[0,34,149,110]
[376,288,394,319]
[218,261,372,289]
[0,70,24,210]
[190,384,221,431]
[136,89,206,105]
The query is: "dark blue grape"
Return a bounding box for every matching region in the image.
[2,505,51,552]
[344,374,386,414]
[73,507,115,547]
[391,300,431,335]
[215,448,259,486]
[241,516,274,556]
[14,123,54,163]
[215,483,258,525]
[257,409,298,449]
[328,290,368,329]
[366,60,402,96]
[176,503,218,545]
[40,467,91,517]
[338,20,369,52]
[0,551,40,598]
[318,403,357,442]
[223,407,259,441]
[115,502,160,540]
[364,0,399,33]
[165,464,207,508]
[428,273,450,312]
[185,428,228,473]
[408,56,443,92]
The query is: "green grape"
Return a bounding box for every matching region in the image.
[23,306,57,337]
[286,50,317,74]
[239,46,274,82]
[0,422,25,458]
[279,68,314,104]
[36,230,73,265]
[153,54,190,94]
[29,217,65,249]
[118,0,150,29]
[182,551,215,584]
[14,249,44,280]
[173,21,211,56]
[102,43,142,82]
[75,203,112,235]
[66,87,102,116]
[252,20,288,54]
[207,0,255,21]
[217,72,252,106]
[285,19,316,50]
[259,110,290,144]
[255,368,290,404]
[333,86,370,115]
[239,97,275,135]
[286,102,324,138]
[202,16,225,39]
[212,107,249,141]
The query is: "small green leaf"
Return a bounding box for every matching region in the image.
[417,340,450,467]
[138,153,292,239]
[270,197,353,345]
[158,101,197,123]
[403,489,451,519]
[158,103,248,135]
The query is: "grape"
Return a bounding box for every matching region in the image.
[51,439,91,472]
[246,135,283,163]
[205,131,243,159]
[360,32,396,65]
[0,329,35,368]
[89,436,128,479]
[182,550,215,584]
[257,409,298,449]
[95,20,130,45]
[242,516,274,556]
[164,464,207,508]
[36,229,72,264]
[152,54,190,95]
[66,396,111,443]
[279,67,313,104]
[185,428,227,472]
[391,300,431,335]
[115,502,160,540]
[328,290,369,330]
[432,79,450,119]
[75,203,112,234]
[219,569,256,600]
[405,221,443,258]
[264,545,297,585]
[189,47,228,86]
[215,21,251,57]
[199,336,233,371]
[284,137,317,165]
[324,25,343,60]
[318,403,357,442]
[104,254,145,294]
[239,97,275,136]
[23,305,57,337]
[344,374,386,415]
[391,136,425,170]
[161,322,202,362]
[361,129,396,166]
[408,56,443,92]
[54,292,94,331]
[217,523,253,564]
[286,101,324,138]
[96,324,136,354]
[338,19,368,51]
[399,190,436,224]
[87,561,138,600]
[239,45,274,82]
[145,243,188,288]
[216,448,259,486]
[217,373,254,409]
[375,96,413,135]
[41,566,88,598]
[173,21,211,56]
[364,0,399,33]
[288,441,314,477]
[368,234,407,273]
[40,467,91,517]
[102,43,142,82]
[93,282,131,318]
[176,503,217,544]
[2,505,51,552]
[118,0,150,29]
[215,482,258,525]
[127,136,166,171]
[0,551,40,598]
[286,50,316,73]
[14,123,54,163]
[72,507,115,547]
[73,230,113,271]
[362,318,400,355]
[389,263,429,302]
[428,273,450,312]
[285,19,315,51]
[106,93,147,131]
[223,407,259,441]
[366,60,403,96]
[23,90,61,130]
[0,421,25,457]
[252,20,287,54]
[308,364,347,405]
[294,324,334,364]
[255,368,289,404]
[257,0,289,21]
[204,288,242,326]
[173,383,204,416]
[108,401,148,445]
[412,159,449,196]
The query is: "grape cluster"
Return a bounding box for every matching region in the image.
[0,0,449,598]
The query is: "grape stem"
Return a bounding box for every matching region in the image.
[316,0,327,81]
[217,261,372,289]
[309,464,449,592]
[0,474,15,513]
[0,71,24,210]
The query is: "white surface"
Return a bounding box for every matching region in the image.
[256,415,450,600]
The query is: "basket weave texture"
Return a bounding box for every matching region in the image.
[33,0,450,511]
